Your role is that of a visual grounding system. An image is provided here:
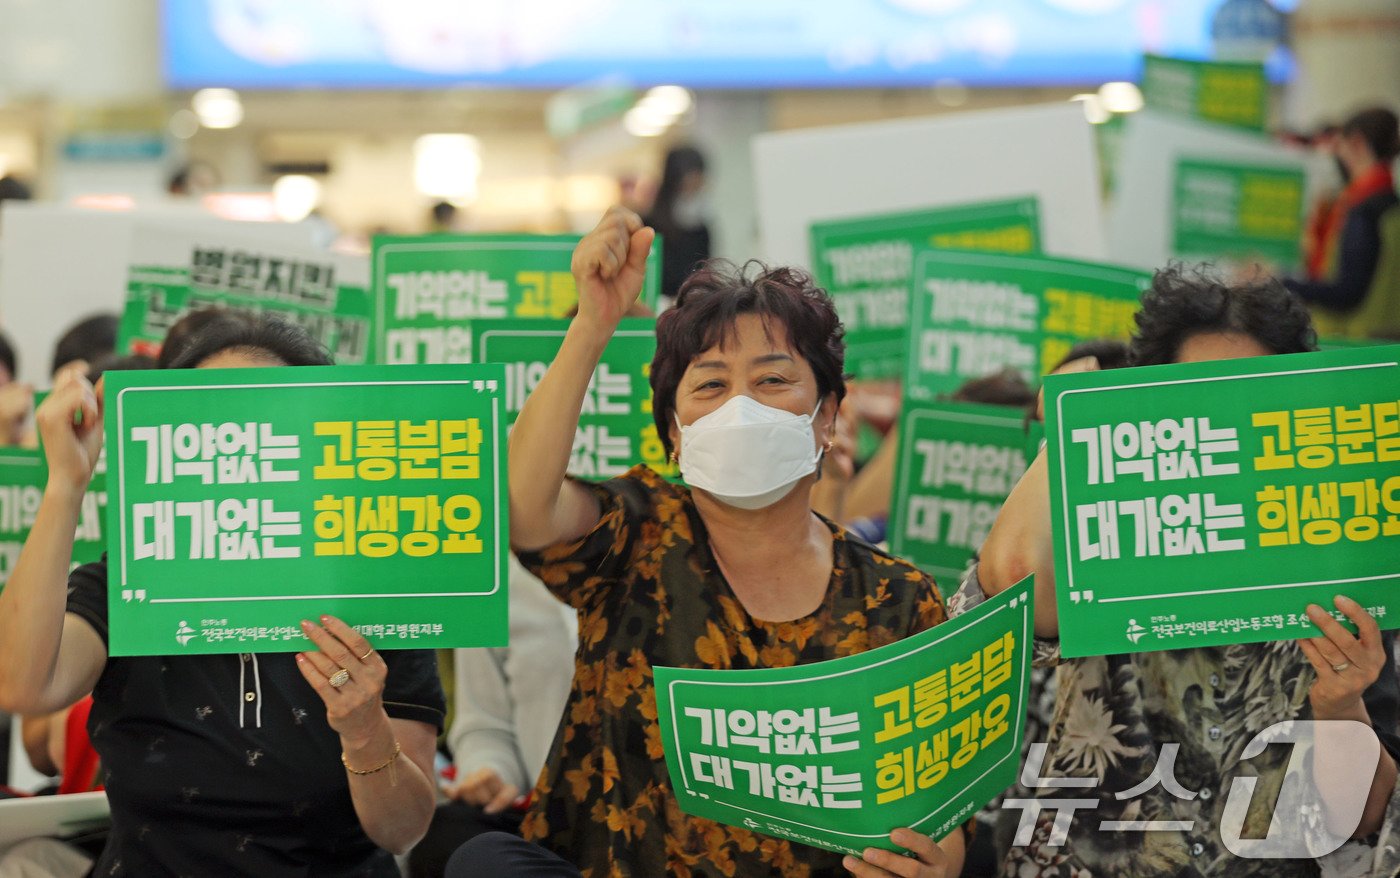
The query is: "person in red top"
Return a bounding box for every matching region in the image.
[1284,107,1399,319]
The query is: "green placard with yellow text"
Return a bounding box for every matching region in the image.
[372,234,662,365]
[655,577,1033,857]
[474,318,676,480]
[809,198,1043,380]
[1046,345,1400,657]
[104,364,508,656]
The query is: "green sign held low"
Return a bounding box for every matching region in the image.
[120,246,373,365]
[372,234,662,365]
[1141,54,1269,132]
[654,577,1034,857]
[808,198,1043,380]
[1045,345,1400,657]
[889,403,1030,583]
[0,451,107,593]
[906,252,1149,402]
[1173,158,1304,269]
[104,364,509,656]
[475,318,676,480]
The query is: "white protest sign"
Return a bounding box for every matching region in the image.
[752,103,1107,269]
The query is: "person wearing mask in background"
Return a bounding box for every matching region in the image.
[50,313,118,383]
[446,207,965,877]
[1284,107,1400,339]
[965,267,1400,877]
[0,316,445,876]
[644,145,713,302]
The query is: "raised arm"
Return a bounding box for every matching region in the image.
[978,449,1059,638]
[509,207,655,551]
[0,371,108,715]
[978,356,1100,639]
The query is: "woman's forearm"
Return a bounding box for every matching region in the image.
[508,321,610,550]
[343,714,437,855]
[0,483,89,713]
[980,449,1059,638]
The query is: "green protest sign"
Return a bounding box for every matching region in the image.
[120,245,372,365]
[1173,158,1304,268]
[905,252,1149,402]
[888,403,1030,583]
[0,451,107,593]
[474,318,676,480]
[1141,54,1269,131]
[103,364,508,656]
[372,234,662,365]
[809,199,1043,379]
[1045,345,1400,657]
[654,577,1033,857]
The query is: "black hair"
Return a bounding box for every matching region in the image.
[945,368,1036,408]
[0,331,17,381]
[167,315,333,370]
[648,145,707,236]
[1130,265,1317,367]
[430,201,457,227]
[0,176,33,203]
[87,353,157,382]
[1053,338,1132,372]
[158,307,256,369]
[652,260,845,455]
[1342,107,1400,163]
[52,314,119,377]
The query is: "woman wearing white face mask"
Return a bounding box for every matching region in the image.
[444,208,965,878]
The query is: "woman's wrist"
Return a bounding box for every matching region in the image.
[1311,694,1369,724]
[339,710,395,756]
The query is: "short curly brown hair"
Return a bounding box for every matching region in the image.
[651,261,847,455]
[1129,264,1317,367]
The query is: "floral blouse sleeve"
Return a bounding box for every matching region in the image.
[514,466,660,612]
[948,562,1062,669]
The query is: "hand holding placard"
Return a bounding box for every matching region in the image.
[1045,345,1400,656]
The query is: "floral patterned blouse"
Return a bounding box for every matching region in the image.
[950,565,1400,878]
[516,465,948,877]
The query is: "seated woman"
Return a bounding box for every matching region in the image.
[448,208,965,877]
[0,317,445,877]
[964,267,1400,877]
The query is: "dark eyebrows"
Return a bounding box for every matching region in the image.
[690,353,794,373]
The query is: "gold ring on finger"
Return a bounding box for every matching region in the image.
[1332,661,1351,673]
[358,648,374,661]
[328,668,351,688]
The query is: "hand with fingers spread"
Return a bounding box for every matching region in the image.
[296,615,392,747]
[1300,596,1388,720]
[447,766,524,815]
[571,206,655,337]
[842,828,958,878]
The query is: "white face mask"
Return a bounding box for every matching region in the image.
[676,395,823,511]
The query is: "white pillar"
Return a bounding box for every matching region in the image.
[688,93,772,262]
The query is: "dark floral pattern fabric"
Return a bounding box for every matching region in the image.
[950,566,1400,878]
[516,465,948,877]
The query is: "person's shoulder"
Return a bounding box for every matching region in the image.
[1357,189,1400,218]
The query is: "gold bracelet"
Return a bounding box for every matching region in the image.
[342,741,401,776]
